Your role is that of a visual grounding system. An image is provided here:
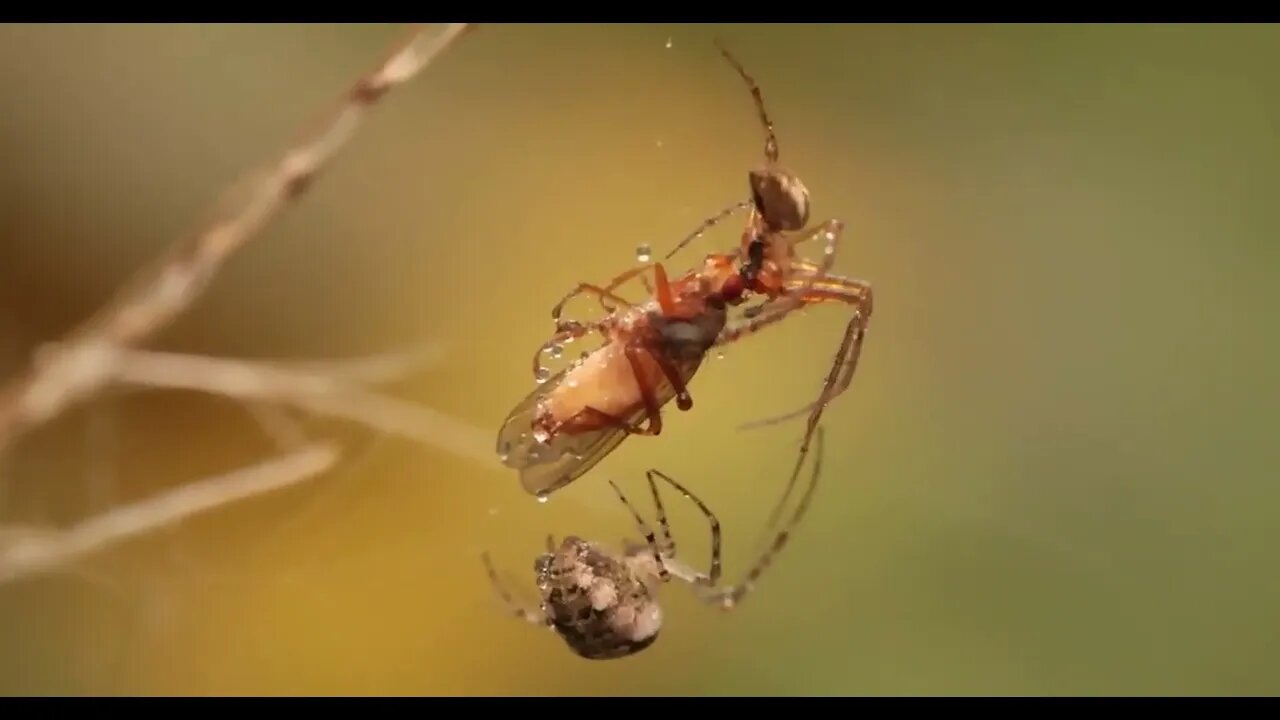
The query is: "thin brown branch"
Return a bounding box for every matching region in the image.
[0,23,475,454]
[113,348,500,469]
[0,443,340,584]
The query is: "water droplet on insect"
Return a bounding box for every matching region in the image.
[636,244,653,263]
[548,344,564,359]
[537,495,549,504]
[535,366,551,383]
[715,350,725,360]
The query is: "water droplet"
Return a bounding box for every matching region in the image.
[548,344,564,359]
[537,495,549,504]
[715,350,725,360]
[636,243,652,263]
[535,366,551,383]
[665,37,673,49]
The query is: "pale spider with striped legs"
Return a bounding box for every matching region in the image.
[481,426,826,660]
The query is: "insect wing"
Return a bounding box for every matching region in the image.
[496,366,662,498]
[516,421,632,498]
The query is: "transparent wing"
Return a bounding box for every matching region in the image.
[495,365,678,498]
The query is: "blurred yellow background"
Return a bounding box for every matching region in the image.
[0,23,1277,695]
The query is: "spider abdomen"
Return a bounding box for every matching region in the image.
[538,537,663,660]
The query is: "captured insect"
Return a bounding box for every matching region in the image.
[481,426,826,660]
[495,42,873,505]
[494,240,757,498]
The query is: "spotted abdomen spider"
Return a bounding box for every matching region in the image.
[480,426,827,660]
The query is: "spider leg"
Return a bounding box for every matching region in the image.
[647,469,722,588]
[711,219,850,350]
[481,551,552,628]
[755,306,864,539]
[714,39,779,164]
[644,469,676,556]
[736,272,874,430]
[698,426,827,610]
[662,199,753,262]
[609,479,668,581]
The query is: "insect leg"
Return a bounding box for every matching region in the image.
[554,262,681,326]
[645,344,695,411]
[550,284,636,329]
[544,343,667,439]
[619,341,667,435]
[531,321,606,381]
[558,405,660,437]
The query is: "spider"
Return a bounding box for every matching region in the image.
[480,425,827,660]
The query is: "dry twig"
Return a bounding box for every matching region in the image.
[0,23,475,454]
[0,443,340,584]
[113,348,499,468]
[0,24,488,585]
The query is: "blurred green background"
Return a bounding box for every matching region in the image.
[0,23,1277,695]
